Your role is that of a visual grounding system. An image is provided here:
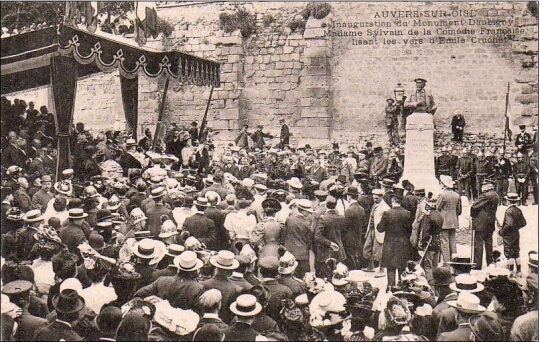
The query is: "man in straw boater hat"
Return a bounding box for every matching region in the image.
[18,209,45,260]
[202,250,242,324]
[145,186,171,238]
[438,292,486,341]
[362,188,389,275]
[498,192,527,273]
[283,198,315,278]
[135,250,205,310]
[131,238,166,290]
[224,294,263,341]
[437,175,462,265]
[183,197,218,251]
[33,289,86,341]
[59,208,88,255]
[470,181,499,269]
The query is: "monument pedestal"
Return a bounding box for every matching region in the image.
[399,113,441,195]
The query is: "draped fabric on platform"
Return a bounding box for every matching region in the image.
[120,75,139,140]
[51,55,78,181]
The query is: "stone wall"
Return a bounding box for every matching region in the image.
[6,1,538,142]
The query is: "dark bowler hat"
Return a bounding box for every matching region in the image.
[469,314,505,341]
[96,209,113,223]
[519,124,526,129]
[428,267,454,287]
[261,198,281,212]
[414,77,427,83]
[52,289,85,314]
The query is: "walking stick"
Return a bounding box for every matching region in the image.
[470,218,475,266]
[418,236,433,265]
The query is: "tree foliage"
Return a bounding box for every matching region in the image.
[1,1,64,28]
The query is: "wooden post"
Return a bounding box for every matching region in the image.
[152,78,170,152]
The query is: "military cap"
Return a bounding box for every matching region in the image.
[2,280,33,296]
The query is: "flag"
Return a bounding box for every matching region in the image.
[504,82,512,141]
[135,2,158,47]
[64,2,102,33]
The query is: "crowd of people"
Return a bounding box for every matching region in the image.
[0,96,538,341]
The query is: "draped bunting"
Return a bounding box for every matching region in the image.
[58,25,220,86]
[120,75,139,140]
[50,55,78,181]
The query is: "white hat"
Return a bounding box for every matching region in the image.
[130,207,147,225]
[60,278,83,294]
[22,209,44,223]
[449,274,484,293]
[230,294,262,317]
[210,250,240,270]
[439,175,454,188]
[158,220,178,239]
[287,177,303,189]
[173,251,203,271]
[447,292,486,314]
[278,251,298,275]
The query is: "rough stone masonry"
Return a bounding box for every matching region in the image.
[10,2,538,143]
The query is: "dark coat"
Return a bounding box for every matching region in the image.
[14,188,34,212]
[223,321,260,341]
[438,324,473,341]
[33,320,83,341]
[377,206,413,270]
[15,310,47,341]
[470,189,499,234]
[280,124,290,147]
[151,265,178,282]
[204,206,228,251]
[183,213,217,250]
[32,189,53,212]
[202,275,242,324]
[232,312,280,333]
[315,210,346,263]
[343,201,366,248]
[59,224,87,254]
[278,275,305,298]
[311,166,328,183]
[198,315,229,330]
[500,205,527,237]
[146,203,171,238]
[135,275,205,310]
[2,144,27,168]
[260,278,293,322]
[420,210,444,251]
[283,212,314,261]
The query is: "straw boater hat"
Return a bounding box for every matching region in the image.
[230,294,262,317]
[150,187,166,199]
[158,220,178,239]
[447,292,486,314]
[309,290,350,328]
[133,238,162,260]
[173,251,204,272]
[68,208,88,219]
[165,244,185,258]
[439,175,454,189]
[449,274,484,293]
[296,199,314,213]
[287,177,303,190]
[505,193,521,202]
[22,209,44,223]
[210,250,240,270]
[529,251,538,272]
[54,181,72,195]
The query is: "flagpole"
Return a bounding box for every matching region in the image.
[503,82,510,154]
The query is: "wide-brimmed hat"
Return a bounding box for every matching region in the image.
[278,251,298,275]
[439,175,454,188]
[54,181,72,195]
[23,209,44,223]
[332,262,350,286]
[413,188,426,197]
[447,292,486,314]
[210,250,240,270]
[309,291,350,327]
[133,238,159,259]
[469,314,505,341]
[130,207,147,225]
[428,267,454,286]
[165,244,185,258]
[529,251,538,270]
[505,192,521,202]
[68,208,88,219]
[150,187,166,199]
[173,251,204,271]
[287,177,303,189]
[449,274,484,293]
[52,289,85,314]
[158,220,178,239]
[134,231,152,240]
[230,294,262,317]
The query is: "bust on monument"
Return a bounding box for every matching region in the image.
[404,78,437,115]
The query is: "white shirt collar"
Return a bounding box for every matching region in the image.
[203,313,220,320]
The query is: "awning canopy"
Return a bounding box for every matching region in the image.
[1,24,220,94]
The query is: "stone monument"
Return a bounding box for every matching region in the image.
[399,113,441,195]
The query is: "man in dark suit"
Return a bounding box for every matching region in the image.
[224,294,262,341]
[138,127,153,151]
[165,128,187,162]
[436,175,462,264]
[515,124,534,155]
[145,187,172,238]
[470,182,500,269]
[204,191,228,251]
[377,192,412,287]
[283,199,315,277]
[202,251,242,324]
[250,124,274,150]
[196,289,229,330]
[343,186,366,270]
[59,209,88,255]
[183,197,217,250]
[513,152,531,206]
[1,137,27,168]
[32,174,53,213]
[34,289,85,341]
[2,280,47,341]
[499,193,527,273]
[314,196,346,279]
[257,256,293,322]
[135,251,205,310]
[278,118,290,150]
[310,158,328,184]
